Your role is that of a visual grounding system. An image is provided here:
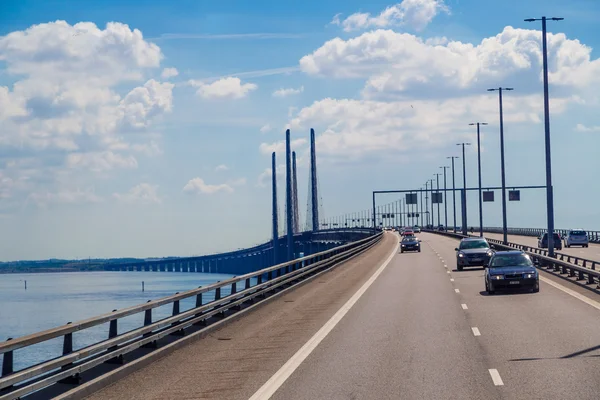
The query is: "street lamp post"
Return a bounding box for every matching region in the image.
[440,166,449,229]
[487,87,513,244]
[469,122,488,237]
[429,179,435,227]
[447,156,459,232]
[420,188,424,227]
[525,16,563,257]
[456,143,471,235]
[434,173,442,228]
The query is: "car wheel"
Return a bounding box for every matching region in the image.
[487,282,495,295]
[532,282,539,293]
[418,248,421,252]
[457,264,463,271]
[400,249,404,253]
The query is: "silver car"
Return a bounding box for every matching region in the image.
[565,229,589,248]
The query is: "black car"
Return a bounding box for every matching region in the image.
[485,251,539,294]
[455,237,494,271]
[537,232,562,250]
[400,236,421,253]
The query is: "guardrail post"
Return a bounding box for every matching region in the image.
[170,294,185,336]
[215,287,221,301]
[1,338,13,377]
[142,301,158,348]
[58,322,82,384]
[106,311,124,364]
[245,278,251,290]
[231,280,237,295]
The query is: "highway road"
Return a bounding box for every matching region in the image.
[85,232,600,400]
[483,232,600,261]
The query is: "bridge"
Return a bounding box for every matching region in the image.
[2,131,600,399]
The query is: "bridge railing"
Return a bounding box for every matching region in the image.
[423,229,600,290]
[481,227,600,243]
[0,230,383,400]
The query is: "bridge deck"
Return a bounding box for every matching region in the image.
[85,232,600,400]
[84,232,398,400]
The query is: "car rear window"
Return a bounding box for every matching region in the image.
[459,240,489,249]
[490,254,533,267]
[570,230,586,236]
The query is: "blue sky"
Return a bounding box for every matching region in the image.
[0,0,599,261]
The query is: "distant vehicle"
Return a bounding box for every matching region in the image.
[564,229,589,248]
[438,225,445,231]
[485,250,539,294]
[402,228,414,236]
[538,232,562,250]
[400,236,421,253]
[455,237,494,271]
[413,225,421,233]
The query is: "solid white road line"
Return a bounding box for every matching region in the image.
[471,327,481,336]
[248,239,399,400]
[454,288,460,293]
[539,275,600,312]
[461,303,468,310]
[488,369,504,386]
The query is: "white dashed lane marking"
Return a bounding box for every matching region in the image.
[488,369,504,386]
[461,304,468,310]
[471,327,481,336]
[454,288,460,293]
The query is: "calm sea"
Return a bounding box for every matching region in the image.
[0,271,236,371]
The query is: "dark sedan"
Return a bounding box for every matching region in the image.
[455,237,494,271]
[485,251,539,294]
[400,236,421,253]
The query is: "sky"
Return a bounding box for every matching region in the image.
[1,0,599,261]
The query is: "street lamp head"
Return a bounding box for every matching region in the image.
[551,17,564,21]
[487,88,497,92]
[505,88,514,91]
[524,18,536,22]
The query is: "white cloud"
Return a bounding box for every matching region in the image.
[575,123,600,132]
[288,95,574,160]
[299,27,600,101]
[183,178,234,194]
[189,77,257,99]
[332,0,450,32]
[0,20,174,188]
[113,183,161,204]
[66,151,138,172]
[260,124,272,133]
[215,164,229,171]
[272,86,304,97]
[28,188,103,207]
[161,67,179,79]
[259,138,308,155]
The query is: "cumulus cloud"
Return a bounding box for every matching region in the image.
[161,67,179,79]
[299,27,600,100]
[288,95,574,160]
[113,183,161,204]
[272,86,304,97]
[259,138,308,155]
[132,140,163,156]
[189,77,257,99]
[183,178,234,194]
[228,177,247,186]
[0,20,174,197]
[331,0,449,32]
[575,123,600,132]
[260,124,272,133]
[215,164,229,172]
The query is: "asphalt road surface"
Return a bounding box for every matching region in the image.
[86,232,600,400]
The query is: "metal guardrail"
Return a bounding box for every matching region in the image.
[422,229,600,290]
[479,227,600,271]
[0,230,383,400]
[482,226,600,243]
